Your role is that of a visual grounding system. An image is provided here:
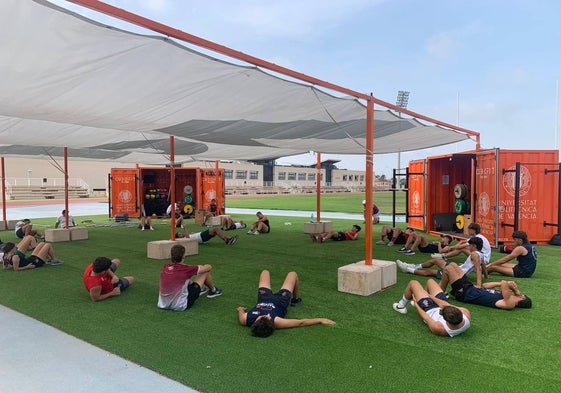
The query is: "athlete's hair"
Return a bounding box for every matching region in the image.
[92,257,113,273]
[516,296,532,309]
[251,317,275,338]
[440,306,463,325]
[512,230,529,243]
[170,245,185,263]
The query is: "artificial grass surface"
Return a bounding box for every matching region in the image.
[1,207,560,392]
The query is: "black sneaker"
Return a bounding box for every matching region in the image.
[403,249,415,255]
[207,287,223,298]
[290,297,303,307]
[199,287,209,296]
[226,235,238,245]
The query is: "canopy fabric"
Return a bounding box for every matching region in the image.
[0,0,475,164]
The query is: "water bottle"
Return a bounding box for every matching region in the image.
[310,213,315,222]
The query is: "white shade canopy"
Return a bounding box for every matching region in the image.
[0,0,478,164]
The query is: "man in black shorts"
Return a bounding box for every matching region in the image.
[237,270,336,337]
[376,226,414,246]
[440,262,532,310]
[312,224,361,243]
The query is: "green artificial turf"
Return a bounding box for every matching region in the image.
[1,195,560,393]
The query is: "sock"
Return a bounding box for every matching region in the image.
[406,265,417,274]
[414,264,422,270]
[397,296,408,308]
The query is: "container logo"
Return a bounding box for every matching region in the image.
[205,189,217,202]
[412,190,421,210]
[502,165,531,197]
[478,192,490,217]
[119,189,133,203]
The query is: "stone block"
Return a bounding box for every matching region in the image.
[321,221,333,232]
[69,227,89,241]
[337,262,382,296]
[175,238,199,256]
[147,238,199,260]
[1,220,20,230]
[206,216,222,226]
[45,228,70,243]
[303,222,324,234]
[371,259,397,289]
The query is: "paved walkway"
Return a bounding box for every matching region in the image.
[0,305,198,393]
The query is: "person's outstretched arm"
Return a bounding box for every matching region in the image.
[274,317,335,329]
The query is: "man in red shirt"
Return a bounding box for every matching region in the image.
[312,224,361,243]
[157,244,223,311]
[83,257,135,302]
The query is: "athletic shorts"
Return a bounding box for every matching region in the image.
[186,282,202,309]
[15,228,25,239]
[416,297,439,312]
[513,264,535,278]
[114,278,131,291]
[257,287,292,313]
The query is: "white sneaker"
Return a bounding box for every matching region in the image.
[376,240,386,245]
[150,227,154,230]
[395,259,408,273]
[431,253,445,259]
[387,241,394,247]
[247,230,253,234]
[141,227,145,231]
[253,230,260,235]
[392,303,407,314]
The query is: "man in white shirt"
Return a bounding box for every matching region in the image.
[55,210,76,229]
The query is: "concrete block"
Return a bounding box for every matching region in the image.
[147,238,199,260]
[338,261,382,296]
[69,227,89,241]
[303,222,324,234]
[1,220,20,230]
[45,228,70,243]
[206,216,222,226]
[371,259,397,289]
[175,238,199,256]
[321,221,333,232]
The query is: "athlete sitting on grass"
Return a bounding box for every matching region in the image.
[237,270,336,337]
[83,257,135,302]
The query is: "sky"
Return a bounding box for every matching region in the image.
[50,0,561,176]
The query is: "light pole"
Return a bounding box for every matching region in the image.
[395,90,410,188]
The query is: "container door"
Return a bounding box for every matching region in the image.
[109,168,140,218]
[199,168,225,212]
[473,149,499,247]
[407,159,426,230]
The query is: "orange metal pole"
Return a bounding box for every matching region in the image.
[170,136,176,240]
[316,152,321,222]
[364,99,374,265]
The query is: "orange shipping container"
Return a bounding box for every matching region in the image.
[109,166,224,218]
[407,148,559,245]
